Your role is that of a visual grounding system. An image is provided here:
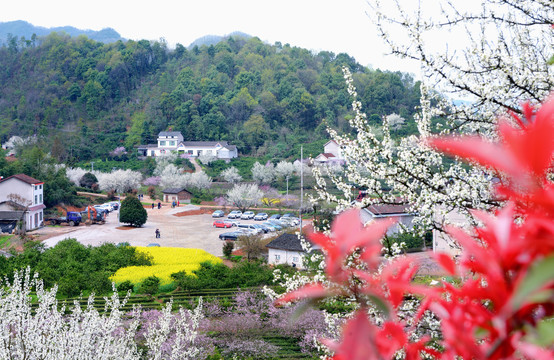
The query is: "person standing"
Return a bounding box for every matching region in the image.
[155,229,160,238]
[158,201,161,209]
[152,203,155,209]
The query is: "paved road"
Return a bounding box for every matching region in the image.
[42,205,227,256]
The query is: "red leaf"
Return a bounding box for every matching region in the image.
[434,252,458,275]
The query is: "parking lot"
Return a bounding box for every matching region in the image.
[37,205,298,257]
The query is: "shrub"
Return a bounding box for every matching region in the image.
[146,185,156,199]
[222,241,234,259]
[119,195,148,227]
[138,276,160,295]
[116,280,134,293]
[79,172,98,189]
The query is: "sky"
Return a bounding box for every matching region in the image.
[0,0,478,77]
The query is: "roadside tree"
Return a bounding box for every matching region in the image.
[236,234,267,261]
[119,195,148,227]
[226,183,263,212]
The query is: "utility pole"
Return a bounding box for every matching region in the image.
[91,162,94,172]
[286,175,289,197]
[300,146,303,233]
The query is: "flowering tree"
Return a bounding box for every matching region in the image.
[226,183,263,212]
[274,161,295,179]
[221,166,243,183]
[312,0,554,239]
[143,176,161,186]
[0,268,208,360]
[109,146,128,159]
[278,96,554,359]
[252,161,275,184]
[66,167,87,186]
[188,171,212,190]
[96,169,142,194]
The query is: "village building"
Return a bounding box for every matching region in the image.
[0,174,45,232]
[266,233,318,269]
[359,203,416,236]
[137,131,238,160]
[314,140,345,164]
[162,188,193,204]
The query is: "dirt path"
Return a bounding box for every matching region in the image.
[189,158,202,173]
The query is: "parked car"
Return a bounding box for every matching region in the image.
[254,212,268,221]
[268,219,290,228]
[212,210,225,218]
[251,224,269,233]
[110,201,120,210]
[269,214,281,220]
[278,218,297,227]
[219,231,241,241]
[147,243,161,247]
[237,224,262,235]
[213,219,233,228]
[226,219,240,226]
[282,213,296,218]
[265,220,284,230]
[241,211,255,220]
[219,229,253,241]
[228,210,243,219]
[262,222,279,231]
[95,204,112,213]
[281,217,300,226]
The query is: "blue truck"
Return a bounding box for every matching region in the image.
[46,211,82,226]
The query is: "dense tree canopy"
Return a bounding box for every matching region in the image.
[0,32,421,161]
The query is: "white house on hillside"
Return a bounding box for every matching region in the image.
[314,140,345,164]
[0,174,45,231]
[137,131,238,160]
[266,233,318,269]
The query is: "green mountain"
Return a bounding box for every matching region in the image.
[0,20,123,46]
[0,31,421,162]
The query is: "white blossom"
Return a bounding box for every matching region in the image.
[221,166,243,183]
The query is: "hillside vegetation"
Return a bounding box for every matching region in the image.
[0,32,421,161]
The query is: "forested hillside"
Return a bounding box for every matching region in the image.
[0,32,421,162]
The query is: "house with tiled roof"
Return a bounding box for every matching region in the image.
[162,187,193,204]
[0,174,45,231]
[266,233,318,269]
[137,131,238,160]
[359,203,416,235]
[314,140,345,164]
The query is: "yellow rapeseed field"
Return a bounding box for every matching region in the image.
[110,247,222,285]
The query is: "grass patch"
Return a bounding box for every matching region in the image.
[0,234,14,248]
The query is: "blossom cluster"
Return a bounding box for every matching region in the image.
[279,95,554,359]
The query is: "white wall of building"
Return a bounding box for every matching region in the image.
[267,248,305,269]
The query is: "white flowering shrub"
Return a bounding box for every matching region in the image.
[221,166,243,183]
[66,167,87,186]
[251,162,275,184]
[274,161,295,179]
[226,183,263,212]
[96,169,142,193]
[0,268,206,360]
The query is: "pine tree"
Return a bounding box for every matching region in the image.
[119,195,147,227]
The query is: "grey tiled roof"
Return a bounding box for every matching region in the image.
[162,188,192,194]
[266,233,305,252]
[159,131,182,137]
[181,141,229,147]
